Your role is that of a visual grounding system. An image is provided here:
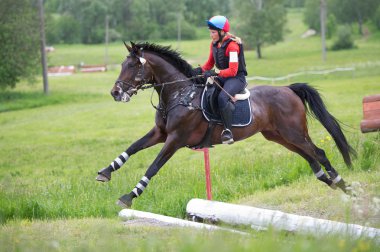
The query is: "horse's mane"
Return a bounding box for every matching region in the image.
[134,42,196,79]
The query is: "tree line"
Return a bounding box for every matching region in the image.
[44,0,232,44]
[1,0,380,89]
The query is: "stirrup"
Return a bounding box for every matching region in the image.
[221,129,234,145]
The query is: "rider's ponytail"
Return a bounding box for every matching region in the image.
[226,32,242,44]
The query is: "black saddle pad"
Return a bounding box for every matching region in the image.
[201,86,252,127]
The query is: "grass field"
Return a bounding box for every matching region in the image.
[1,9,380,251]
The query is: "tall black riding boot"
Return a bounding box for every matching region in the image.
[220,102,235,144]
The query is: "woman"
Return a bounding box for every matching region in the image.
[193,15,248,144]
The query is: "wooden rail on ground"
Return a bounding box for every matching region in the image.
[361,94,380,133]
[48,65,75,76]
[80,65,107,73]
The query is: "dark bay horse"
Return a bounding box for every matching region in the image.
[96,42,356,208]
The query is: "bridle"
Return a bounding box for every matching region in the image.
[114,49,154,102]
[115,48,205,103]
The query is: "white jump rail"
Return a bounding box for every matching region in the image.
[186,198,380,242]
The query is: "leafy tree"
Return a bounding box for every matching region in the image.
[184,0,232,27]
[234,0,287,59]
[79,0,107,44]
[0,0,40,89]
[55,15,81,44]
[305,0,380,35]
[43,0,234,44]
[283,0,305,8]
[330,0,379,35]
[303,0,320,32]
[374,5,380,30]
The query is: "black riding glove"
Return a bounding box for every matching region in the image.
[192,66,203,76]
[204,70,217,79]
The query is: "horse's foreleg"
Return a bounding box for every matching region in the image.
[117,134,182,208]
[96,126,166,182]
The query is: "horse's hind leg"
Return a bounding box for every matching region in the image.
[311,144,349,192]
[261,131,334,187]
[277,127,348,193]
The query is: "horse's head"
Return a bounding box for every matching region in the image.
[111,42,153,102]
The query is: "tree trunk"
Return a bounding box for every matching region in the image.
[38,0,49,94]
[357,10,363,35]
[256,43,262,59]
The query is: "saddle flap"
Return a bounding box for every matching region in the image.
[201,86,253,127]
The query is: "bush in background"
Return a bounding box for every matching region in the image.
[331,25,355,50]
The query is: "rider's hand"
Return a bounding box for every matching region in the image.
[192,66,203,76]
[204,70,217,79]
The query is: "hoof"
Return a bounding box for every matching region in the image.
[329,183,337,190]
[117,194,133,208]
[335,179,347,193]
[96,174,110,182]
[96,167,111,182]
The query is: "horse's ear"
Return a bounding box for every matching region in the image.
[130,41,142,56]
[124,41,132,52]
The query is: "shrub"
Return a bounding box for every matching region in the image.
[326,14,337,38]
[331,25,355,51]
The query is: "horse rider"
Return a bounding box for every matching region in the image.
[193,15,248,144]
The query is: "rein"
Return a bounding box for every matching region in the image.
[122,51,206,118]
[140,75,204,90]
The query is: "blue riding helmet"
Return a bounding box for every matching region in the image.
[207,15,230,32]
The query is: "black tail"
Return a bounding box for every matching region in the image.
[289,83,356,167]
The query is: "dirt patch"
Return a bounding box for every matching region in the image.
[122,218,179,228]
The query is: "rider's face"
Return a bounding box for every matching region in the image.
[209,29,219,42]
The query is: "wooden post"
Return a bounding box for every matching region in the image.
[320,0,327,62]
[193,148,213,200]
[38,0,48,94]
[104,15,109,66]
[203,148,212,200]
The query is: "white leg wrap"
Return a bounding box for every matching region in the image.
[136,183,146,191]
[110,162,116,170]
[315,169,325,178]
[333,175,342,184]
[115,157,124,167]
[132,188,140,197]
[141,176,150,184]
[121,152,129,160]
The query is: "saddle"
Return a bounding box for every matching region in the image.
[201,85,253,127]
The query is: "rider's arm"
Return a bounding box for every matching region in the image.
[201,43,215,71]
[218,42,240,78]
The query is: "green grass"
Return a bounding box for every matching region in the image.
[1,218,378,252]
[1,9,380,251]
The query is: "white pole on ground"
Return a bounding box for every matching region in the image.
[186,198,380,241]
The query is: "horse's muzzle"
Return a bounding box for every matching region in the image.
[111,87,131,103]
